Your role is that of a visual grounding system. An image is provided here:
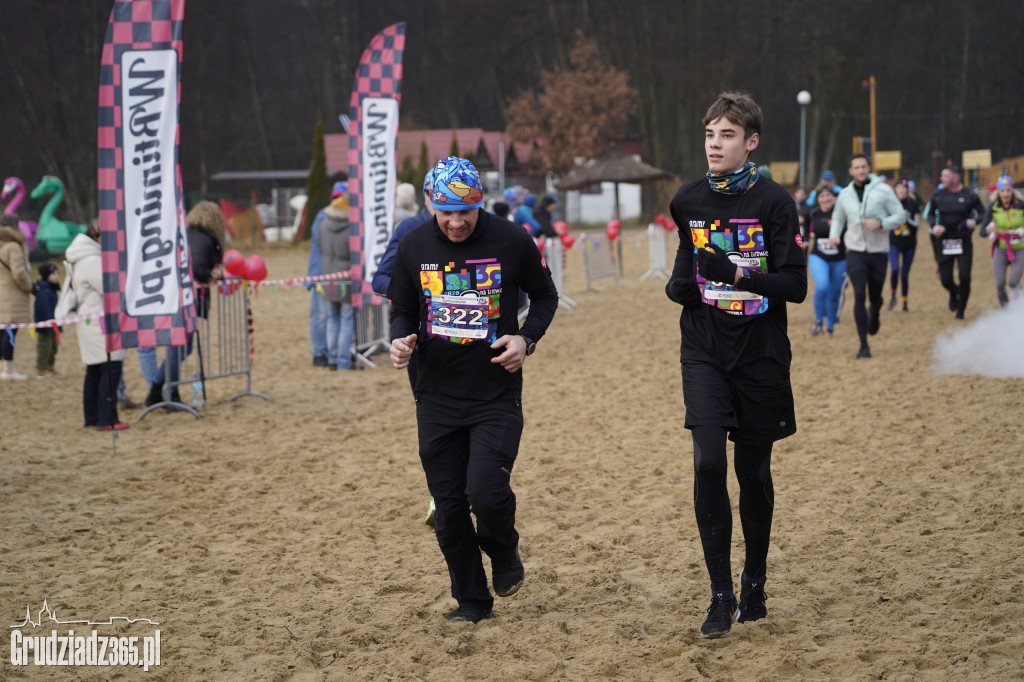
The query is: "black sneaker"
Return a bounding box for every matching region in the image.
[313,355,329,367]
[868,305,880,335]
[144,383,164,407]
[445,605,494,623]
[948,289,959,311]
[492,547,524,597]
[700,593,738,639]
[856,345,872,359]
[737,577,767,623]
[902,300,909,312]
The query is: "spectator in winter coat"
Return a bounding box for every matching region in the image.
[0,213,33,380]
[319,195,355,370]
[66,222,127,429]
[513,195,542,237]
[32,263,61,377]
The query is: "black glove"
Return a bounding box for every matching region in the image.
[696,243,738,285]
[666,277,702,308]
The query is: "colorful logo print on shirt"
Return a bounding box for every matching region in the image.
[692,219,769,316]
[420,259,502,343]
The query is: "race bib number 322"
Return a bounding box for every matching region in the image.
[429,294,489,339]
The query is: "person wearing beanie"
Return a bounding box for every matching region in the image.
[32,263,61,376]
[306,178,348,368]
[806,169,843,208]
[388,156,559,624]
[979,175,1024,306]
[502,186,521,210]
[319,193,355,370]
[0,212,33,381]
[513,194,542,237]
[925,165,985,319]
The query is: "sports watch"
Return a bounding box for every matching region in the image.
[520,335,537,356]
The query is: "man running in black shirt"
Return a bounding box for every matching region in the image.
[666,92,807,638]
[388,156,559,624]
[925,166,984,319]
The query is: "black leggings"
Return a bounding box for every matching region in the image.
[934,240,973,315]
[845,251,887,345]
[692,425,774,592]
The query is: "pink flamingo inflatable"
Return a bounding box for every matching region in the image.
[1,177,39,250]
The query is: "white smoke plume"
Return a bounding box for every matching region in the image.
[932,297,1024,378]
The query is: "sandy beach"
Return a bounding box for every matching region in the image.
[2,227,1022,680]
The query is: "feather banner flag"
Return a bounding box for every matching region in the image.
[97,0,195,351]
[346,22,406,307]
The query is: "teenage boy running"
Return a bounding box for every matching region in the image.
[665,91,807,638]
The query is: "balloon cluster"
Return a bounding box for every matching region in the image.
[219,249,267,294]
[553,220,575,249]
[653,212,676,232]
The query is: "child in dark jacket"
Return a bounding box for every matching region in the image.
[33,263,60,377]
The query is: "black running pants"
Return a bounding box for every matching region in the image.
[416,395,523,610]
[845,250,887,345]
[691,424,774,592]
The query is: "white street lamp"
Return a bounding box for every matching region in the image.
[797,90,811,188]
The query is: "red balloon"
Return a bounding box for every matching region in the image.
[224,249,246,277]
[606,219,621,241]
[553,220,568,235]
[559,232,575,249]
[244,254,267,282]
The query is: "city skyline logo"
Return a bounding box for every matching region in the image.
[10,599,160,629]
[9,599,161,671]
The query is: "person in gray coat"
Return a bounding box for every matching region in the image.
[318,195,355,370]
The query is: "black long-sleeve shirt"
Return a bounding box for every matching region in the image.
[668,176,807,370]
[926,186,984,239]
[389,210,559,400]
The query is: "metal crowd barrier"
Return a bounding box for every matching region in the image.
[354,299,391,369]
[543,237,577,310]
[579,231,622,290]
[139,279,269,419]
[640,223,672,281]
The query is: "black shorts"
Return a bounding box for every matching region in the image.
[682,357,796,444]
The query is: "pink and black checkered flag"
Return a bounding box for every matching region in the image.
[347,22,406,307]
[98,0,195,352]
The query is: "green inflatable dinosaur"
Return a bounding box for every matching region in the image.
[30,175,86,254]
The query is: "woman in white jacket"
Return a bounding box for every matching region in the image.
[65,221,127,430]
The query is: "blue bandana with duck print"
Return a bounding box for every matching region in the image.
[707,161,760,195]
